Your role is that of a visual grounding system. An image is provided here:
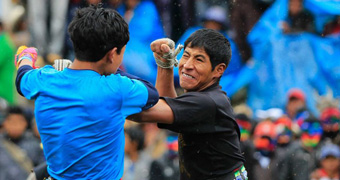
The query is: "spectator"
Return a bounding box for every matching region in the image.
[252,120,278,180]
[123,125,152,180]
[149,131,180,180]
[319,107,340,146]
[310,143,340,180]
[0,106,45,180]
[274,116,296,153]
[153,0,196,40]
[278,116,322,180]
[285,88,312,125]
[1,106,45,166]
[0,20,16,104]
[235,113,256,180]
[27,0,69,64]
[229,0,274,62]
[281,0,315,33]
[140,123,167,160]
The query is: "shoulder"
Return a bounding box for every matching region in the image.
[165,91,216,110]
[33,65,58,75]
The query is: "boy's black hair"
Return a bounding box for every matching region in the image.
[5,106,27,122]
[184,28,231,71]
[68,3,129,62]
[125,126,145,151]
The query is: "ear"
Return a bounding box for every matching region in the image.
[106,47,118,64]
[213,63,227,78]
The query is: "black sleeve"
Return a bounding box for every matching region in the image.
[116,68,159,110]
[16,65,33,96]
[157,93,217,133]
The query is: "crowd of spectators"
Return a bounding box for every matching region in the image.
[0,0,339,179]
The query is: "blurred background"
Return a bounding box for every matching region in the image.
[0,0,339,179]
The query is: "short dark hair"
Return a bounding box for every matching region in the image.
[125,126,145,151]
[5,106,26,121]
[184,28,231,70]
[68,4,129,62]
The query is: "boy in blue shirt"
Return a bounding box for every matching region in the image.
[15,4,158,180]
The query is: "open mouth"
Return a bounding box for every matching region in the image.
[182,72,195,79]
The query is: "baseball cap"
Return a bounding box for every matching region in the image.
[320,107,340,122]
[254,121,277,139]
[320,143,340,160]
[202,6,228,27]
[288,88,305,102]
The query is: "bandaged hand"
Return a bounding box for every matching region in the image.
[14,46,38,69]
[150,38,183,68]
[53,59,72,71]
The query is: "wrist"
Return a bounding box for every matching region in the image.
[16,58,33,69]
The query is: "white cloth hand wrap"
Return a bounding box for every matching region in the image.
[54,59,72,71]
[155,38,184,68]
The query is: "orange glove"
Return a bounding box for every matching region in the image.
[14,46,39,69]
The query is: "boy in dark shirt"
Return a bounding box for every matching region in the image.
[129,29,246,180]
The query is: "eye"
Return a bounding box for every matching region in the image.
[182,54,189,58]
[196,58,203,62]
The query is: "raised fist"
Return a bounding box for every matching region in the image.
[14,46,38,69]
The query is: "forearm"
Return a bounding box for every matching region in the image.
[16,65,34,96]
[155,67,177,98]
[127,99,174,124]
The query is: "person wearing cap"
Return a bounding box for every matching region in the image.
[278,116,323,180]
[285,88,312,125]
[252,120,278,180]
[174,6,243,89]
[235,113,256,180]
[319,107,340,146]
[310,143,340,180]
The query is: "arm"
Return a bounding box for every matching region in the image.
[117,69,159,110]
[155,67,176,98]
[127,99,174,124]
[127,38,183,124]
[14,46,38,96]
[150,38,183,97]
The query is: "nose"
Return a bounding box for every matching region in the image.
[183,58,194,69]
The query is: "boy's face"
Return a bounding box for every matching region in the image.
[178,47,221,92]
[3,114,27,139]
[321,156,340,173]
[286,98,305,114]
[203,21,223,31]
[289,0,303,15]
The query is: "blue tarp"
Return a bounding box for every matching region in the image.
[244,0,340,116]
[118,1,165,84]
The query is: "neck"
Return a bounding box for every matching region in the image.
[70,59,105,75]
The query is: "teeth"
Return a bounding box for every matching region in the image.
[183,73,194,79]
